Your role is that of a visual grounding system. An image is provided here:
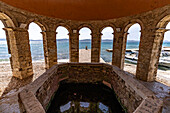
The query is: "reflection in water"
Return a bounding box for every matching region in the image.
[47,82,125,113]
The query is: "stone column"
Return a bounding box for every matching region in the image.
[69,30,79,62]
[91,32,102,62]
[112,31,127,69]
[41,31,48,69]
[41,30,57,69]
[3,28,13,70]
[136,29,165,81]
[3,28,11,54]
[6,28,33,79]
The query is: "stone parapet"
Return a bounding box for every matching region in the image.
[134,96,163,113]
[17,63,162,113]
[19,89,45,113]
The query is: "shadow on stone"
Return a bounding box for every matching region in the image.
[2,75,33,96]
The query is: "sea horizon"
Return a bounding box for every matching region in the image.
[0,39,170,63]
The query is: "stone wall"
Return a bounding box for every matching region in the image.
[0,1,169,81]
[18,63,162,113]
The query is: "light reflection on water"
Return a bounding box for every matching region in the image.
[60,101,109,113]
[47,82,125,113]
[99,103,109,113]
[60,101,71,112]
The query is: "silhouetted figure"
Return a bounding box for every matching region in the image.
[85,46,88,50]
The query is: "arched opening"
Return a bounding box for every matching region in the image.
[101,27,114,63]
[156,21,170,86]
[124,23,141,75]
[0,20,12,96]
[0,21,10,62]
[0,13,16,96]
[28,22,46,78]
[56,26,69,63]
[79,27,92,62]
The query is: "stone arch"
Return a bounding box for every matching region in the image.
[0,12,16,53]
[122,19,143,73]
[0,12,17,88]
[100,25,115,63]
[56,24,71,63]
[156,15,170,29]
[99,23,116,34]
[25,18,47,31]
[123,19,144,33]
[55,23,71,34]
[78,25,92,62]
[78,24,93,33]
[28,22,46,75]
[0,10,17,28]
[149,15,170,82]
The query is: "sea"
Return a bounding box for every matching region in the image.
[0,39,170,63]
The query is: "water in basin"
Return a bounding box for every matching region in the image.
[47,82,125,113]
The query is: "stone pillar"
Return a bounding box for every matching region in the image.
[69,30,79,62]
[41,30,57,69]
[3,28,13,70]
[136,29,165,81]
[6,28,33,79]
[3,28,11,54]
[112,31,127,69]
[91,32,102,62]
[41,31,48,69]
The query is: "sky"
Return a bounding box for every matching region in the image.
[0,21,170,41]
[127,23,141,41]
[101,27,114,40]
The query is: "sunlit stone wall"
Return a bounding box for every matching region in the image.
[18,63,162,113]
[0,1,169,82]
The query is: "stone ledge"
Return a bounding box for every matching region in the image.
[19,89,45,113]
[0,63,164,113]
[111,65,155,99]
[134,96,163,113]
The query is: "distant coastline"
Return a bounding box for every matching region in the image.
[1,39,170,63]
[1,38,170,43]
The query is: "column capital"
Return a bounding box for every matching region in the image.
[12,27,28,32]
[123,32,129,35]
[2,27,13,31]
[155,28,168,33]
[69,31,80,36]
[2,27,28,32]
[41,30,57,33]
[114,31,127,38]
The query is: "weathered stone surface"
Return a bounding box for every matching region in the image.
[0,1,169,112]
[10,28,33,79]
[42,30,57,69]
[0,1,169,81]
[0,63,164,113]
[19,89,45,113]
[134,96,163,113]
